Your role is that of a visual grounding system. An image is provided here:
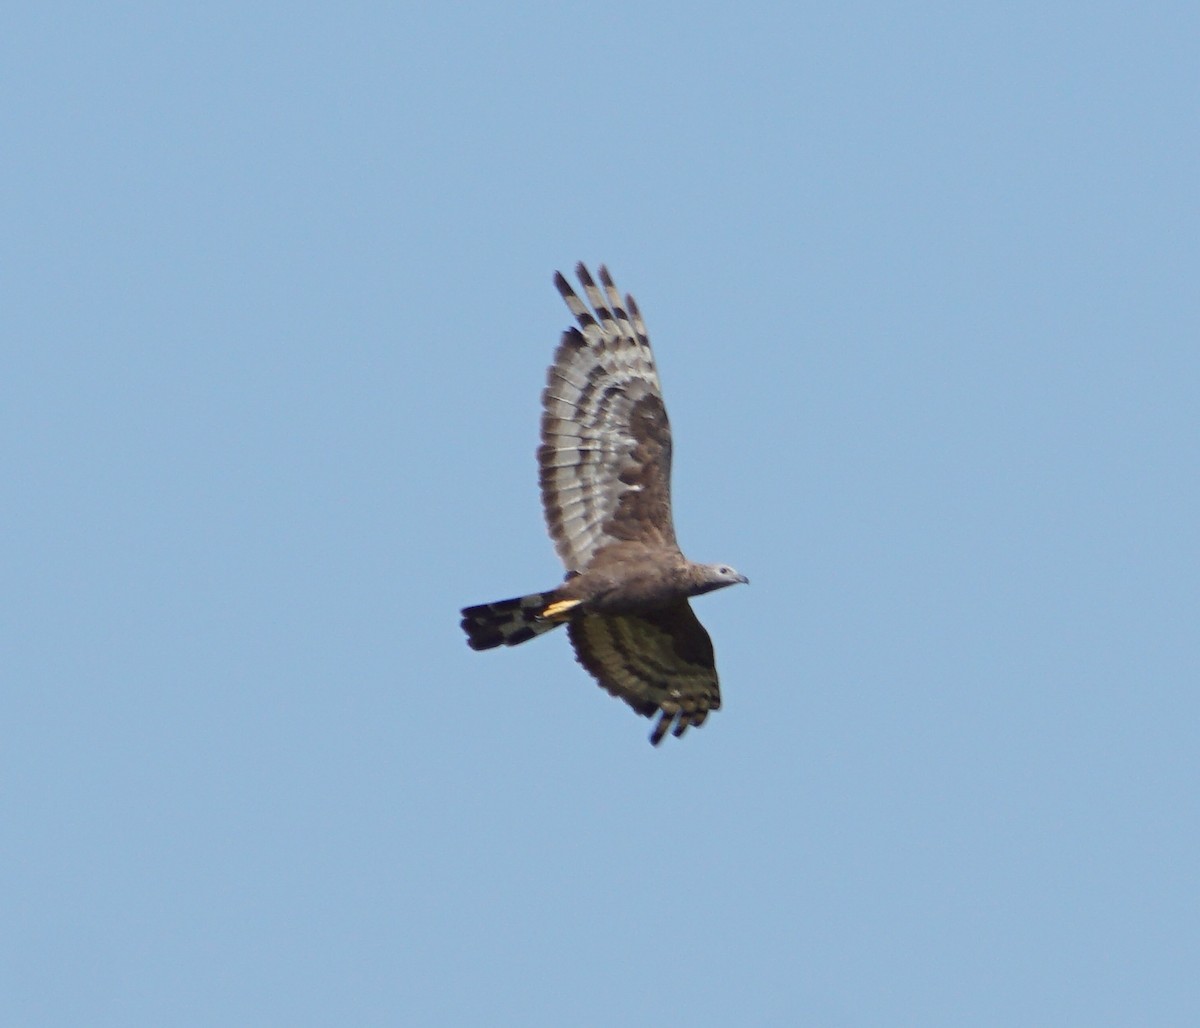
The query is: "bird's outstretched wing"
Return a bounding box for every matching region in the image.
[539,264,678,573]
[567,601,720,745]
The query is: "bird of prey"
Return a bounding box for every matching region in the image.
[460,264,747,745]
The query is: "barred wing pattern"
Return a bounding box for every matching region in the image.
[539,265,678,573]
[567,601,720,745]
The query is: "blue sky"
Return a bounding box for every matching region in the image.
[5,3,1197,1024]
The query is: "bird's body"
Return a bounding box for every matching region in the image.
[460,264,746,745]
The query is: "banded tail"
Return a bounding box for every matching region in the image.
[460,591,567,651]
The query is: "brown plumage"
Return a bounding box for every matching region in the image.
[460,264,746,745]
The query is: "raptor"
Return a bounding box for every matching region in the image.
[461,264,747,744]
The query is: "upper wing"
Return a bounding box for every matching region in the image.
[539,264,677,573]
[566,601,720,745]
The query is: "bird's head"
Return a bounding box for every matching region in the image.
[692,563,750,596]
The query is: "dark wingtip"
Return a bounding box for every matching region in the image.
[574,262,596,288]
[649,711,671,746]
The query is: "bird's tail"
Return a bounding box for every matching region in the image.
[460,590,568,650]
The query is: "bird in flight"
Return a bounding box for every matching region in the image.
[461,264,747,745]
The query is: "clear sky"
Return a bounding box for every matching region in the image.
[5,3,1197,1024]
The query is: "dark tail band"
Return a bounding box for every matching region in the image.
[460,591,564,650]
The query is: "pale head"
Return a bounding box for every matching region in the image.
[690,562,750,596]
